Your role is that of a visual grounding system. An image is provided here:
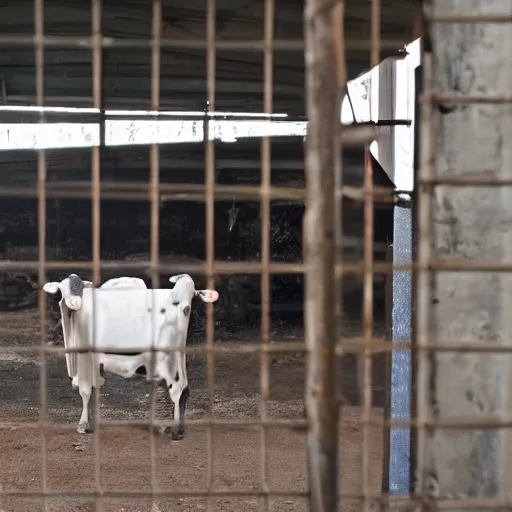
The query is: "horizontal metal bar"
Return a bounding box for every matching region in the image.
[420,177,512,187]
[0,491,508,509]
[6,340,512,357]
[3,94,301,112]
[427,13,512,23]
[0,35,407,52]
[0,184,304,202]
[422,93,512,105]
[0,112,295,124]
[3,416,512,431]
[0,259,394,275]
[0,489,308,499]
[1,343,312,356]
[5,258,512,274]
[427,259,512,272]
[1,418,308,431]
[0,259,304,274]
[0,183,398,204]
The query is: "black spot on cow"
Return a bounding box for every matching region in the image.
[68,274,85,297]
[175,371,179,382]
[135,365,147,376]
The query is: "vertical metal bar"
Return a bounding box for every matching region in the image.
[91,4,102,288]
[259,0,274,509]
[362,0,380,509]
[408,62,422,495]
[380,242,393,497]
[304,0,341,508]
[149,0,162,509]
[91,1,103,510]
[205,0,216,509]
[361,149,374,512]
[332,0,345,420]
[415,48,433,500]
[34,1,48,510]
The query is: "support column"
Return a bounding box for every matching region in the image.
[388,48,418,495]
[378,44,419,495]
[417,0,512,502]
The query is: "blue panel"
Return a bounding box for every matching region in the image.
[389,205,412,494]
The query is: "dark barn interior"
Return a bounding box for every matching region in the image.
[0,140,395,330]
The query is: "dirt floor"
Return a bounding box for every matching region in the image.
[0,309,386,512]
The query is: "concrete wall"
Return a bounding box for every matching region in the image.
[419,0,512,501]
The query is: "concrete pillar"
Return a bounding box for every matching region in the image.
[418,0,512,503]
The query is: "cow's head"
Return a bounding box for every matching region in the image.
[42,274,94,310]
[169,274,219,318]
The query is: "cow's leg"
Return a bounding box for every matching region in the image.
[77,383,93,434]
[156,353,188,441]
[168,383,189,441]
[169,354,189,441]
[177,386,190,438]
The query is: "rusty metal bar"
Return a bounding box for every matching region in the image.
[147,0,162,508]
[205,0,216,510]
[0,183,400,204]
[0,490,309,499]
[427,13,512,23]
[17,257,512,275]
[90,1,103,510]
[7,414,512,431]
[332,0,344,445]
[34,0,48,510]
[381,243,393,495]
[362,147,375,512]
[0,35,406,51]
[259,0,274,509]
[2,490,512,509]
[7,338,512,356]
[361,1,380,508]
[421,93,512,104]
[304,0,341,508]
[420,177,512,186]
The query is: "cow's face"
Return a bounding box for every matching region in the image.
[42,274,94,310]
[169,274,219,318]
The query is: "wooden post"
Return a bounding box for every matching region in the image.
[303,0,343,510]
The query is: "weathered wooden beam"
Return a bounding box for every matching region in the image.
[303,0,341,510]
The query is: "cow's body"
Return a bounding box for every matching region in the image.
[43,273,219,440]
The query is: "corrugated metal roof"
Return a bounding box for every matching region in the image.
[0,0,420,113]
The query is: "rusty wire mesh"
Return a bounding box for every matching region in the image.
[3,0,510,511]
[4,0,383,510]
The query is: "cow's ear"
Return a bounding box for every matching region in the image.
[83,280,94,288]
[196,289,219,303]
[42,282,60,294]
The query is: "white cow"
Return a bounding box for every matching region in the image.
[43,273,219,440]
[100,276,147,290]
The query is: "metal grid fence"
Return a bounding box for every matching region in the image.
[2,0,511,511]
[4,0,390,510]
